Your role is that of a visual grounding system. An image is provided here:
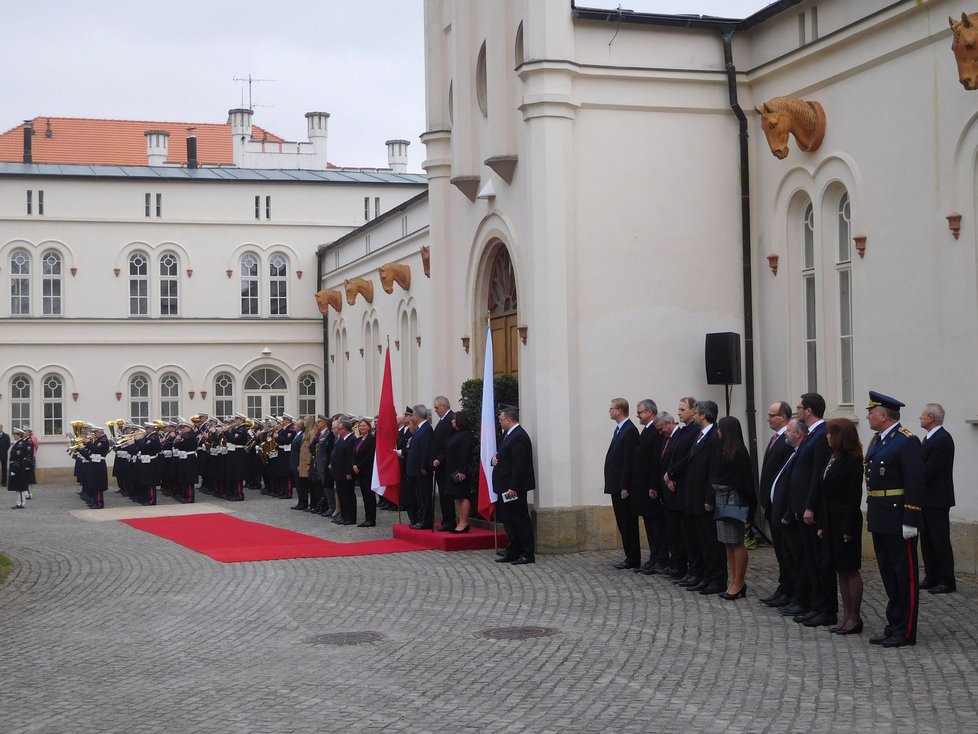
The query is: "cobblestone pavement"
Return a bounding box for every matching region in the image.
[2,485,978,733]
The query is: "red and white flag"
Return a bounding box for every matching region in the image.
[478,327,498,520]
[371,346,401,504]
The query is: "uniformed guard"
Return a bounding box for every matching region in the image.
[864,391,925,648]
[80,424,111,509]
[224,413,250,501]
[274,414,298,499]
[8,427,33,509]
[173,420,199,503]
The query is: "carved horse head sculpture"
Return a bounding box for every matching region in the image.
[378,263,411,294]
[950,13,978,90]
[344,277,374,306]
[314,289,343,314]
[754,97,827,159]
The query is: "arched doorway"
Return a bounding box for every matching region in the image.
[487,245,518,376]
[244,367,287,419]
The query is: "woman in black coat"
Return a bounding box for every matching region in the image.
[352,418,377,527]
[711,416,755,600]
[443,411,476,533]
[817,418,865,635]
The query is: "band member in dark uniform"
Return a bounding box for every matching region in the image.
[8,427,33,509]
[135,422,163,505]
[79,424,111,509]
[174,420,199,503]
[274,415,298,499]
[225,414,251,501]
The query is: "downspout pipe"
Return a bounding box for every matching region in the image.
[317,252,330,415]
[721,30,760,483]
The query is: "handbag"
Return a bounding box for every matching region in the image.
[714,503,749,523]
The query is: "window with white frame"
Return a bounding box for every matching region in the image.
[41,250,62,316]
[11,374,30,430]
[269,254,288,316]
[42,374,64,437]
[802,201,817,393]
[130,374,150,424]
[298,373,317,416]
[129,252,149,316]
[11,249,30,315]
[215,373,234,418]
[159,251,179,316]
[836,192,854,406]
[240,254,259,316]
[160,373,180,421]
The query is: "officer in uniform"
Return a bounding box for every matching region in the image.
[79,424,111,509]
[8,427,33,509]
[864,391,925,648]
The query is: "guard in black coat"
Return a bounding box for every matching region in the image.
[493,405,536,564]
[631,400,666,574]
[79,426,111,509]
[605,398,640,569]
[917,403,956,594]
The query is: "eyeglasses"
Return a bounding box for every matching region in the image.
[767,413,780,418]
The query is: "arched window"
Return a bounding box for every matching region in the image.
[160,372,180,421]
[214,372,235,419]
[11,249,30,316]
[129,252,149,316]
[240,253,259,316]
[11,374,31,429]
[836,191,853,405]
[476,42,488,118]
[129,373,150,424]
[159,251,179,316]
[801,201,817,392]
[244,367,287,419]
[298,372,317,417]
[488,246,519,376]
[269,254,288,316]
[41,250,62,316]
[42,373,64,436]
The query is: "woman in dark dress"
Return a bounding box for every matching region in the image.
[352,418,377,527]
[443,410,476,533]
[711,416,755,600]
[818,418,865,634]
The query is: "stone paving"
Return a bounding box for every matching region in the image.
[2,485,978,733]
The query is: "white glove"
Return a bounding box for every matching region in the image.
[902,524,918,540]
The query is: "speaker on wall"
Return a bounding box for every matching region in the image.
[705,332,742,385]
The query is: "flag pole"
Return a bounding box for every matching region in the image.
[487,312,499,550]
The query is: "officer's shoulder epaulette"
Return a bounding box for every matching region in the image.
[898,427,915,438]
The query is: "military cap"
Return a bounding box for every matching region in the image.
[403,406,414,415]
[867,391,905,412]
[12,426,24,435]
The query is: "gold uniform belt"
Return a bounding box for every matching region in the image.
[867,488,905,498]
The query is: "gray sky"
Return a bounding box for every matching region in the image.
[2,0,772,171]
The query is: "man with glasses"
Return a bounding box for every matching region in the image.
[758,402,795,607]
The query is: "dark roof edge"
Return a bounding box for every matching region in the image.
[317,189,429,256]
[571,1,805,32]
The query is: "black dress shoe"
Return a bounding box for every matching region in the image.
[869,632,891,645]
[436,524,454,532]
[676,575,701,588]
[762,593,790,608]
[689,580,710,592]
[919,578,938,590]
[357,521,376,527]
[880,636,915,648]
[759,592,782,604]
[409,523,424,529]
[794,610,819,624]
[719,586,747,600]
[448,526,471,534]
[291,505,308,510]
[803,613,838,628]
[511,556,535,565]
[496,555,518,563]
[699,583,725,595]
[836,621,864,635]
[929,583,956,594]
[638,566,659,576]
[496,548,511,557]
[613,560,639,570]
[779,603,806,616]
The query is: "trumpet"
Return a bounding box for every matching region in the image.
[112,429,146,451]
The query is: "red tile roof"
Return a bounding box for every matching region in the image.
[0,116,287,167]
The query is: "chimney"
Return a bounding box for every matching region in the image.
[305,111,330,167]
[23,120,34,164]
[385,139,409,173]
[187,135,198,169]
[144,130,170,166]
[228,108,254,166]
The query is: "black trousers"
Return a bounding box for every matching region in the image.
[337,478,357,523]
[611,492,640,565]
[682,512,705,578]
[498,492,534,558]
[798,515,838,614]
[767,510,796,598]
[415,473,433,528]
[665,508,688,571]
[0,456,7,485]
[436,470,456,526]
[696,512,727,584]
[358,481,377,523]
[920,507,955,586]
[873,531,919,643]
[638,512,668,566]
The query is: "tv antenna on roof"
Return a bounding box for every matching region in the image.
[233,75,277,111]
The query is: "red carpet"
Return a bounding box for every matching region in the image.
[121,513,428,563]
[392,523,508,551]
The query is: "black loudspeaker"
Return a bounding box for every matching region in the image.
[705,332,742,385]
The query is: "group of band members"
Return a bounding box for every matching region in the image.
[611,390,953,648]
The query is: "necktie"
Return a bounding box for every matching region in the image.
[767,433,778,451]
[661,437,671,458]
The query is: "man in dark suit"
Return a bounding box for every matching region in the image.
[631,400,667,574]
[329,417,356,525]
[430,396,456,530]
[758,401,795,606]
[605,398,640,569]
[0,423,10,487]
[661,397,702,585]
[918,402,956,594]
[781,392,835,626]
[763,418,807,609]
[865,391,925,647]
[406,404,434,529]
[492,404,536,564]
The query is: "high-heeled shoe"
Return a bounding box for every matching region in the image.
[718,585,747,600]
[449,525,471,534]
[836,621,864,635]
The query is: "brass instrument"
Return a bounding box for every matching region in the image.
[106,418,125,440]
[112,429,146,451]
[259,433,279,464]
[66,420,90,456]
